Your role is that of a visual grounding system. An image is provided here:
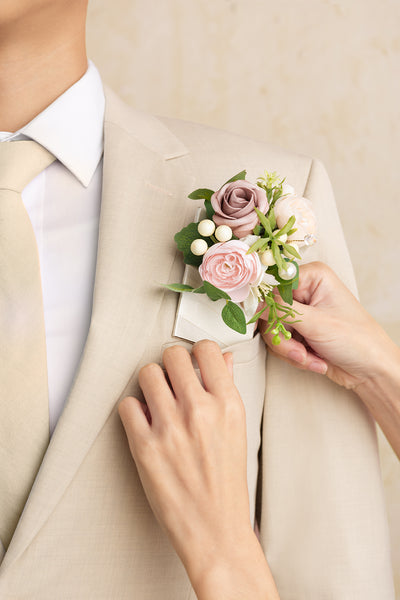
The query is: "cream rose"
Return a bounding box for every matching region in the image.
[274,195,316,245]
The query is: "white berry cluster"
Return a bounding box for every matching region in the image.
[259,231,298,280]
[190,220,233,256]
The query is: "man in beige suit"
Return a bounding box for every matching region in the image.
[0,0,395,598]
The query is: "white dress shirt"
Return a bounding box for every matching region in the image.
[0,61,105,433]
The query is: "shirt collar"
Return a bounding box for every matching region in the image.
[1,60,105,187]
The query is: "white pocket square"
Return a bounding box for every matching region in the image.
[173,264,256,348]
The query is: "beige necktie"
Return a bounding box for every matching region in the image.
[0,140,55,549]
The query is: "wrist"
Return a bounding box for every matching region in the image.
[364,326,400,378]
[184,528,279,600]
[355,337,400,395]
[354,340,400,458]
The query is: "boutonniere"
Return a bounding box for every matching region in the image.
[164,170,317,344]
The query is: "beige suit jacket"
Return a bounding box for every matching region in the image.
[0,88,394,599]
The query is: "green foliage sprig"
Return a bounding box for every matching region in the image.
[256,170,285,208]
[247,288,302,345]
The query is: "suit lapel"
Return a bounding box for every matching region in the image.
[1,89,192,571]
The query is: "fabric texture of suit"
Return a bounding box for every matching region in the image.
[0,87,394,599]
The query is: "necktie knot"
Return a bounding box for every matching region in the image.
[0,140,55,193]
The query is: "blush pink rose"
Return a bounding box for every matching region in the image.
[274,195,317,245]
[199,240,262,303]
[211,180,268,238]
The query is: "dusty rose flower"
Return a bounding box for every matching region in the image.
[211,180,268,238]
[274,195,317,245]
[199,240,262,303]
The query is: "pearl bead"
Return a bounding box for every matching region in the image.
[260,249,275,266]
[215,225,233,242]
[197,219,215,237]
[190,238,208,256]
[278,262,297,280]
[283,242,299,259]
[273,230,287,243]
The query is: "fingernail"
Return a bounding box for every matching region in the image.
[309,361,328,375]
[287,350,306,364]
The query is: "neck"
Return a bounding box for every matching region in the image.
[0,2,88,132]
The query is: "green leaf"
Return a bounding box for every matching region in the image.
[204,198,215,219]
[281,242,302,260]
[263,321,276,335]
[286,227,298,236]
[222,301,247,334]
[292,269,299,290]
[253,224,263,236]
[255,208,273,236]
[263,294,275,306]
[174,222,199,251]
[163,283,194,293]
[247,304,269,324]
[188,188,214,201]
[271,240,285,271]
[277,215,296,238]
[277,284,294,305]
[268,208,276,230]
[268,260,300,306]
[174,222,211,267]
[247,237,268,254]
[193,285,206,294]
[203,281,231,301]
[223,170,247,186]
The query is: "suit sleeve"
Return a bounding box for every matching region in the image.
[256,158,395,599]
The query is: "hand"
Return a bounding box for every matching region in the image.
[259,261,396,390]
[118,340,279,600]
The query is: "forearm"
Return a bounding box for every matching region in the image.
[185,530,280,600]
[355,340,400,459]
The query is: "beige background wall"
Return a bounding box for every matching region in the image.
[86,0,400,594]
